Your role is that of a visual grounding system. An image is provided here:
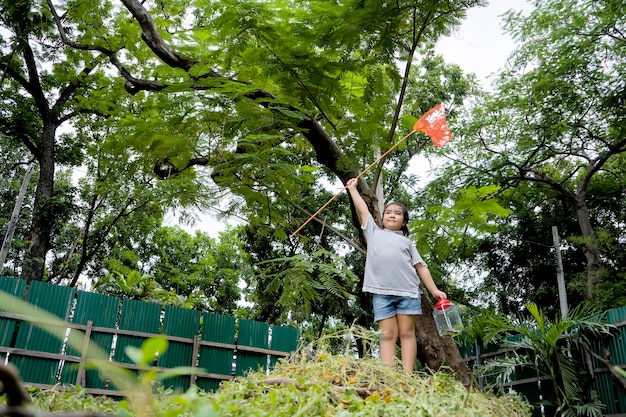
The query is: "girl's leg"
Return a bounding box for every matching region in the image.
[397,314,418,372]
[378,316,399,367]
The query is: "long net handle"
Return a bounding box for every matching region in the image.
[289,129,417,238]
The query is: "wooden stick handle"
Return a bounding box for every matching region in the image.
[289,130,417,238]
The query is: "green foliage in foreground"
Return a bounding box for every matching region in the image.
[14,353,530,417]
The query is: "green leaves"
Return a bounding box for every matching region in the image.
[409,182,512,266]
[476,302,614,415]
[431,0,626,311]
[256,248,358,317]
[453,186,512,223]
[125,336,168,367]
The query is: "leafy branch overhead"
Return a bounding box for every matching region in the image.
[46,0,475,182]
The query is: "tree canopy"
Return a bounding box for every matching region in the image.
[428,0,626,314]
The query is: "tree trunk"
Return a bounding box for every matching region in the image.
[573,194,603,300]
[22,122,56,282]
[416,292,473,387]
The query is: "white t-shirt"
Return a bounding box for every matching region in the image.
[361,214,426,298]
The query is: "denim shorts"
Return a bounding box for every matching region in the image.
[372,294,422,322]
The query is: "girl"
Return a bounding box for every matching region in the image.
[346,177,446,372]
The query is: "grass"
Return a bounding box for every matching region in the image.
[205,352,532,417]
[13,331,532,417]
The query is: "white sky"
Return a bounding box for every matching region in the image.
[436,0,532,89]
[172,0,534,236]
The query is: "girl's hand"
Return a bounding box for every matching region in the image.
[432,289,447,300]
[346,178,358,190]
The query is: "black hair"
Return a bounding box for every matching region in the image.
[384,202,410,236]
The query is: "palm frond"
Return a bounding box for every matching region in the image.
[526,303,546,333]
[555,348,582,401]
[472,302,616,415]
[560,399,605,417]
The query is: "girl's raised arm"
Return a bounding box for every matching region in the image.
[346,178,370,226]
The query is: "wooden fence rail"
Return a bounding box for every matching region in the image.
[0,276,299,396]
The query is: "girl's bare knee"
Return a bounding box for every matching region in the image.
[398,329,415,342]
[380,329,398,343]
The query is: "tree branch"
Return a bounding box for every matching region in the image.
[285,198,366,255]
[119,0,201,72]
[372,7,433,191]
[581,340,626,391]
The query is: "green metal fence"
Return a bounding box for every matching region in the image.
[597,306,626,415]
[460,306,626,417]
[196,312,236,393]
[0,277,26,359]
[0,276,299,395]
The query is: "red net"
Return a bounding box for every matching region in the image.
[413,103,452,147]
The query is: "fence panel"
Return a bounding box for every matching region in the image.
[0,276,299,395]
[60,291,121,388]
[0,276,26,358]
[592,372,618,414]
[236,319,269,377]
[10,281,75,385]
[196,312,236,392]
[607,307,626,413]
[109,298,162,390]
[508,365,543,417]
[269,325,299,368]
[157,305,201,391]
[113,298,163,362]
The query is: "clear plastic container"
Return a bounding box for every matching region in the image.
[433,298,464,337]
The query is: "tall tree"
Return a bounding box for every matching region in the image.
[438,0,626,304]
[0,128,36,275]
[47,105,215,286]
[141,226,245,315]
[0,0,128,281]
[125,0,480,382]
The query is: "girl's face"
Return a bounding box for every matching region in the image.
[382,203,407,231]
